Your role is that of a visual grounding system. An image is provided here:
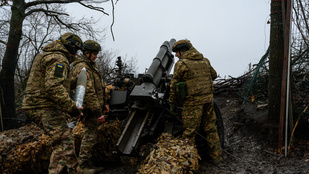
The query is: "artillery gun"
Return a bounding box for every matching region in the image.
[107,39,224,158]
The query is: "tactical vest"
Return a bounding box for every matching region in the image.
[180,58,214,97]
[92,64,105,108]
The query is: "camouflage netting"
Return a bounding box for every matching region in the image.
[72,119,122,166]
[0,118,123,173]
[0,123,51,174]
[94,118,123,165]
[138,133,200,174]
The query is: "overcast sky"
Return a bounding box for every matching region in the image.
[67,0,271,78]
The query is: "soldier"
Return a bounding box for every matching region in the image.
[22,32,83,173]
[169,39,222,163]
[71,40,106,173]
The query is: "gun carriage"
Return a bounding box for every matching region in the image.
[107,39,224,158]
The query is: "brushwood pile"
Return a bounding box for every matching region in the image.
[0,120,202,173]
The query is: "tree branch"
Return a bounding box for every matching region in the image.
[25,0,83,8]
[0,39,7,45]
[110,0,115,41]
[78,2,109,15]
[24,8,69,17]
[52,15,79,30]
[23,1,110,32]
[0,0,9,7]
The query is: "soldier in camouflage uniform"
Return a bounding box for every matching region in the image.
[71,40,106,174]
[169,39,222,163]
[22,33,83,174]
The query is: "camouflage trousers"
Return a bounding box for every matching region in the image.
[181,102,222,161]
[24,108,78,174]
[78,114,100,169]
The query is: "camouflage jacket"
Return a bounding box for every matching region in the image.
[71,54,105,118]
[169,47,217,106]
[22,40,81,116]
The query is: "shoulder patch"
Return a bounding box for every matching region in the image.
[54,64,64,77]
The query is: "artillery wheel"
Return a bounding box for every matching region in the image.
[195,99,224,159]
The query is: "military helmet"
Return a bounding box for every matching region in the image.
[83,40,101,52]
[172,39,192,52]
[59,32,83,55]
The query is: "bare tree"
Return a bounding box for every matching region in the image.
[14,4,107,109]
[0,0,112,130]
[95,49,138,83]
[290,0,309,129]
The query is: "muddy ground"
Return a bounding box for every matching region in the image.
[99,91,309,174]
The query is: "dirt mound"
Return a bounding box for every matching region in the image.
[198,91,309,174]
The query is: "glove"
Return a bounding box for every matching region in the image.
[169,104,178,116]
[97,115,105,123]
[70,106,83,118]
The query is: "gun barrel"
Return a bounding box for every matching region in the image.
[116,39,176,156]
[143,39,176,87]
[130,39,176,111]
